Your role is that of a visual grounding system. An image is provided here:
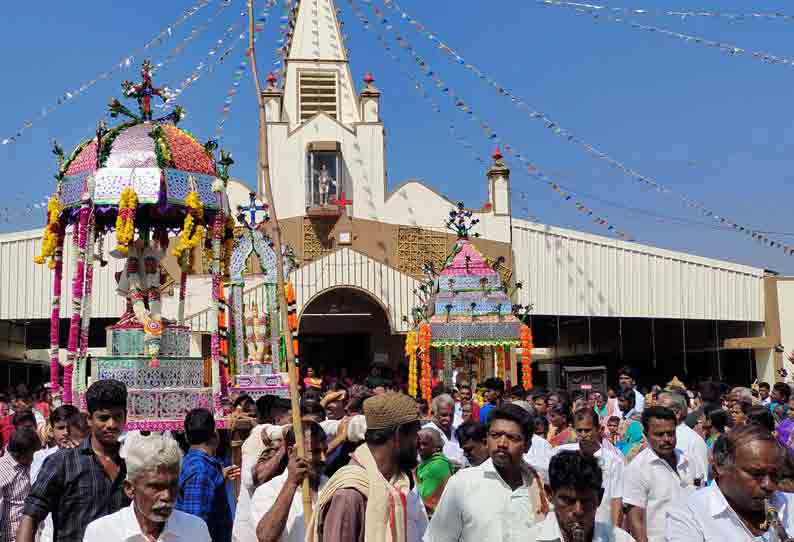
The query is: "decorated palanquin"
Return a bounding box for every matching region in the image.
[34,61,235,429]
[409,203,533,402]
[225,193,291,400]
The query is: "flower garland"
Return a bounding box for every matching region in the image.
[405,331,418,397]
[172,190,205,260]
[419,323,432,406]
[33,195,64,269]
[115,188,137,256]
[49,231,65,392]
[495,346,505,380]
[520,325,534,390]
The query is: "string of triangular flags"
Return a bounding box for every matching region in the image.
[349,0,633,241]
[215,0,279,140]
[274,0,296,79]
[538,1,794,68]
[536,2,794,23]
[375,0,794,256]
[1,0,216,146]
[150,0,238,79]
[161,10,249,110]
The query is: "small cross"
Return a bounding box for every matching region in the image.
[329,191,353,208]
[237,191,269,229]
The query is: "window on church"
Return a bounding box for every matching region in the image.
[306,143,343,208]
[299,71,338,121]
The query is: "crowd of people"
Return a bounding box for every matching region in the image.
[1,364,794,541]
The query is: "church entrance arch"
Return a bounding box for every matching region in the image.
[298,287,401,382]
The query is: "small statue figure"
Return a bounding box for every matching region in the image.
[316,163,335,206]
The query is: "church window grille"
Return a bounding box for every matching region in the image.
[397,227,448,278]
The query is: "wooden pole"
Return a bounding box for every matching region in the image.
[246,0,313,525]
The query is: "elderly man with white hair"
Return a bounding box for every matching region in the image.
[83,433,210,542]
[423,394,466,466]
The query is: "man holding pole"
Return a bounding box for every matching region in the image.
[306,392,422,542]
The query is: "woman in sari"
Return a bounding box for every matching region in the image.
[547,403,577,447]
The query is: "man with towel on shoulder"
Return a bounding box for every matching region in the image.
[306,392,422,542]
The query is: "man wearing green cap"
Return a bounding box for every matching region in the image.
[306,392,422,542]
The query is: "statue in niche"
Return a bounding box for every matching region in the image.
[316,163,336,206]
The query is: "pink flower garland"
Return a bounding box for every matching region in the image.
[79,216,96,358]
[64,205,90,404]
[49,231,65,393]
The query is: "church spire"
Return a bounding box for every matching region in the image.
[285,0,347,61]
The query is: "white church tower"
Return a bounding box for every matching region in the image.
[262,0,385,221]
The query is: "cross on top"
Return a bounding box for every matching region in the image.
[122,60,166,121]
[237,192,269,229]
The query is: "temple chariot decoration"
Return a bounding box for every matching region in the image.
[407,202,534,403]
[225,191,293,399]
[34,60,235,429]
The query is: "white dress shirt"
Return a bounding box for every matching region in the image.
[423,421,466,466]
[623,448,700,542]
[31,446,59,542]
[554,441,625,524]
[251,470,328,542]
[408,487,430,542]
[666,483,794,541]
[675,423,709,481]
[524,434,554,485]
[528,511,635,542]
[83,504,210,542]
[609,389,646,418]
[424,458,544,542]
[232,424,267,542]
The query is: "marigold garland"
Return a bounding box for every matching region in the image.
[520,324,534,390]
[34,195,64,269]
[115,188,138,256]
[405,331,418,397]
[172,190,205,260]
[419,323,432,405]
[495,345,505,380]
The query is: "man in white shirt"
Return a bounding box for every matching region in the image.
[623,406,701,542]
[667,424,794,541]
[657,390,709,479]
[529,451,634,542]
[424,404,547,542]
[253,421,327,542]
[423,394,466,466]
[83,433,210,542]
[608,367,645,417]
[524,431,554,485]
[758,382,772,406]
[554,408,624,526]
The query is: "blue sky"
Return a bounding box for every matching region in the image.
[2,1,794,273]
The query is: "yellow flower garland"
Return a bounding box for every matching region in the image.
[405,331,418,397]
[172,190,205,260]
[33,195,64,269]
[115,187,138,256]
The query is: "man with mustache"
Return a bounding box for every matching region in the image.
[530,451,634,542]
[623,406,700,542]
[17,379,129,542]
[667,424,794,541]
[424,403,547,542]
[554,408,625,527]
[252,420,327,542]
[83,433,209,541]
[306,392,422,542]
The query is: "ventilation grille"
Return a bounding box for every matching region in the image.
[300,72,337,121]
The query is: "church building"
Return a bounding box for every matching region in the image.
[0,0,790,391]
